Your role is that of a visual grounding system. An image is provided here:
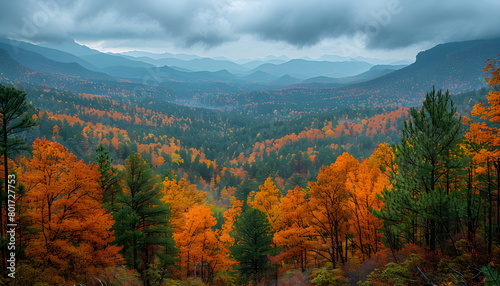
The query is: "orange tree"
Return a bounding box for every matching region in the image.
[18,139,123,284]
[307,152,358,268]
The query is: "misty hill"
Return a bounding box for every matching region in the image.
[0,49,34,82]
[319,54,412,65]
[80,53,153,69]
[0,48,123,93]
[271,74,302,86]
[122,56,248,74]
[122,52,290,73]
[251,59,373,79]
[242,71,278,82]
[0,37,98,72]
[340,38,500,106]
[235,38,500,111]
[173,58,248,73]
[100,64,241,83]
[0,42,114,81]
[121,50,201,61]
[40,39,153,69]
[239,58,288,70]
[303,64,407,84]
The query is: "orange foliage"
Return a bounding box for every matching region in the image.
[18,139,123,283]
[216,198,243,270]
[219,186,237,208]
[248,177,282,231]
[346,157,386,260]
[160,177,206,229]
[173,205,218,277]
[308,152,359,267]
[228,167,248,179]
[465,59,500,169]
[274,186,315,270]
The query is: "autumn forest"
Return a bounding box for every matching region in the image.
[1,37,500,286]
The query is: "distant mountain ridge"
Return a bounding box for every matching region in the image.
[39,39,153,69]
[252,38,500,110]
[0,36,376,85]
[1,36,498,112]
[0,41,114,81]
[303,64,407,84]
[250,59,373,79]
[351,38,500,106]
[0,38,98,71]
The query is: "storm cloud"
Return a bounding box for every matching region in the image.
[1,0,499,52]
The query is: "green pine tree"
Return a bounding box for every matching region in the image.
[0,84,36,274]
[231,208,278,285]
[95,144,121,208]
[375,88,468,251]
[113,153,177,286]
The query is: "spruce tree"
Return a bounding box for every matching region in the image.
[95,144,120,208]
[231,208,277,285]
[113,153,176,285]
[375,88,467,251]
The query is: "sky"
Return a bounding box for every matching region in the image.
[1,0,500,61]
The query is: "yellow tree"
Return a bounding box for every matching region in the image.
[247,177,282,231]
[173,204,218,279]
[308,152,358,268]
[160,177,206,229]
[18,139,123,284]
[370,142,397,177]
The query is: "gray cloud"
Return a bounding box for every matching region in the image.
[233,0,500,50]
[0,0,237,47]
[234,1,358,47]
[1,0,499,51]
[360,0,500,49]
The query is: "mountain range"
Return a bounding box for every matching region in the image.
[0,37,499,112]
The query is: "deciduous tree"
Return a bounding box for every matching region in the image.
[346,156,386,260]
[173,204,218,280]
[247,177,282,231]
[160,177,206,229]
[18,139,123,283]
[274,186,314,272]
[217,197,243,271]
[308,152,358,267]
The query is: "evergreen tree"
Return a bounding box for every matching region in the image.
[231,208,277,285]
[375,88,467,252]
[0,84,36,273]
[113,153,176,286]
[95,144,121,208]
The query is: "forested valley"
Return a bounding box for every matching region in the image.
[1,38,500,286]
